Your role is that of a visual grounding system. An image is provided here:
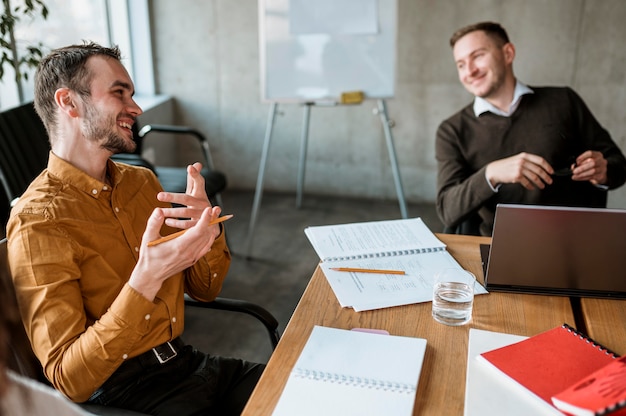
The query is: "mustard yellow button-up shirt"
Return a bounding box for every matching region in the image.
[7,152,231,402]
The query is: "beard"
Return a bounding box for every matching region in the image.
[82,101,137,154]
[473,71,505,100]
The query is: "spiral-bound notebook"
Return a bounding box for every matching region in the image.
[464,328,563,416]
[305,217,446,262]
[272,326,427,416]
[477,324,619,412]
[305,218,487,311]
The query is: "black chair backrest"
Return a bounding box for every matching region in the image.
[0,238,47,382]
[0,102,50,221]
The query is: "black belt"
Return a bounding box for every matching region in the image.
[133,337,186,368]
[89,338,187,403]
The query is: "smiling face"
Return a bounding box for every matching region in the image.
[79,55,142,154]
[452,29,515,101]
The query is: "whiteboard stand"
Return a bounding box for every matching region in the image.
[246,102,278,259]
[375,99,408,219]
[245,100,408,258]
[296,103,313,208]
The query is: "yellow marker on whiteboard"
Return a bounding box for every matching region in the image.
[340,91,364,104]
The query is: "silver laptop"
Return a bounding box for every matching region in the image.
[484,204,626,298]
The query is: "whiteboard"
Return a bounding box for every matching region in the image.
[258,0,397,103]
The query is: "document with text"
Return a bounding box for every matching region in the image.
[305,217,488,311]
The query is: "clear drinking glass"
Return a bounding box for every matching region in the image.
[432,268,476,326]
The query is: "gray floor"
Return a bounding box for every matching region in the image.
[182,189,442,365]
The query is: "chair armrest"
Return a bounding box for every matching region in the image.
[184,295,280,349]
[138,124,216,171]
[138,124,205,141]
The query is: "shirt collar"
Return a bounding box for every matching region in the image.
[473,81,534,117]
[47,152,120,199]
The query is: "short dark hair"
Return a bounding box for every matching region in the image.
[33,41,122,137]
[449,21,510,48]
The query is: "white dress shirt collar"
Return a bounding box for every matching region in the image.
[473,81,534,117]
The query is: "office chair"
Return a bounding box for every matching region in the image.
[0,102,50,222]
[112,124,227,208]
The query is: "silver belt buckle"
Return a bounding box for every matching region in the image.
[153,341,177,364]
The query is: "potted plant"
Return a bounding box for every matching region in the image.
[0,0,48,100]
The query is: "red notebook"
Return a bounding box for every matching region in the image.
[551,356,626,416]
[479,324,619,410]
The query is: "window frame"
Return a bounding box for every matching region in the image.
[0,0,154,110]
[108,0,155,96]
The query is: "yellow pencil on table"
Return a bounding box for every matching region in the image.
[330,267,405,275]
[147,214,234,247]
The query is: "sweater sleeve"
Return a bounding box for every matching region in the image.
[566,87,626,189]
[435,116,496,229]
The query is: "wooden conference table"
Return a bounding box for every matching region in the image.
[580,297,626,356]
[242,234,626,415]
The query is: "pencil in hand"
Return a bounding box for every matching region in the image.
[147,214,233,247]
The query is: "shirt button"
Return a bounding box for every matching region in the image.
[115,207,119,213]
[122,354,128,360]
[135,246,139,252]
[213,273,218,278]
[91,189,98,195]
[103,186,108,191]
[172,317,177,323]
[144,314,151,320]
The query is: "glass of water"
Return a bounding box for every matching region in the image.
[432,268,476,326]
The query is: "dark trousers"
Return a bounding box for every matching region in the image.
[88,344,264,416]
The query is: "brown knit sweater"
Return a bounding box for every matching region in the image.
[436,86,626,236]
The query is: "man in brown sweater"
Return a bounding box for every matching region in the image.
[436,22,626,236]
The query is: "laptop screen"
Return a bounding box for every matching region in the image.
[484,204,626,298]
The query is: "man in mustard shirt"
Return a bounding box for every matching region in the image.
[7,42,262,415]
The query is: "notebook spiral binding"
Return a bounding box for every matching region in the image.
[562,323,620,358]
[293,368,416,394]
[326,246,445,263]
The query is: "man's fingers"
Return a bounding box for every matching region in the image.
[575,150,596,166]
[186,163,206,196]
[521,152,554,175]
[571,151,607,184]
[142,208,165,245]
[185,164,198,194]
[521,161,552,188]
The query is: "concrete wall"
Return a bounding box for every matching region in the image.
[148,0,626,208]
